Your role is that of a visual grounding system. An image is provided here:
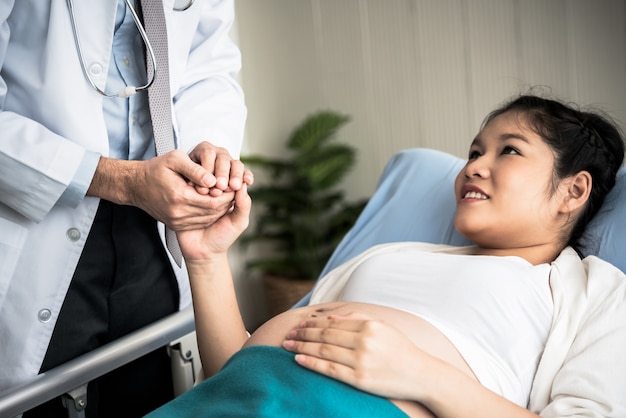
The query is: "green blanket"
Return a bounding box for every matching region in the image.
[145,345,408,417]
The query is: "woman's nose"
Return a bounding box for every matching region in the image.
[464,157,490,178]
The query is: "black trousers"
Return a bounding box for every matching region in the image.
[24,201,180,418]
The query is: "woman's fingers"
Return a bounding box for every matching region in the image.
[290,315,377,340]
[187,141,253,193]
[292,348,357,383]
[283,317,383,365]
[283,316,425,400]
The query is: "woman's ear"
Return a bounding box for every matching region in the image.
[559,171,592,215]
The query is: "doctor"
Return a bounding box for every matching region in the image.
[0,0,249,416]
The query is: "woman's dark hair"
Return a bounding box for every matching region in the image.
[483,94,625,249]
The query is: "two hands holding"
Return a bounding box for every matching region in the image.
[133,140,254,233]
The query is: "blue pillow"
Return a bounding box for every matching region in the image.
[579,164,626,272]
[295,148,626,306]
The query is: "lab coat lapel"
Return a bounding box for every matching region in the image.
[69,0,118,93]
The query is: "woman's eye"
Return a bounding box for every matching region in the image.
[502,146,519,155]
[468,150,481,160]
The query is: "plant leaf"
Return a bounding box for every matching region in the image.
[288,111,350,153]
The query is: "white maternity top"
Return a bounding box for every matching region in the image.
[339,248,553,406]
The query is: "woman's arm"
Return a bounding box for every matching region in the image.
[176,183,252,377]
[283,314,538,417]
[186,252,249,377]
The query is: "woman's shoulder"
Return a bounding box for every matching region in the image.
[553,246,626,304]
[582,252,626,275]
[582,253,626,296]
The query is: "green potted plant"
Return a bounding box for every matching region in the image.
[241,110,368,316]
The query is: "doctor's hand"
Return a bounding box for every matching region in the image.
[282,312,435,402]
[87,149,251,231]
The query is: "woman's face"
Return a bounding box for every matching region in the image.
[453,111,565,252]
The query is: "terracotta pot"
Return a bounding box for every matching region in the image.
[262,274,316,317]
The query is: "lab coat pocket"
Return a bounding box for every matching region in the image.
[0,218,28,308]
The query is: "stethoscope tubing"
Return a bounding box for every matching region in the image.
[67,0,194,98]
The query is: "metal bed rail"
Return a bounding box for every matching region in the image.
[0,307,199,418]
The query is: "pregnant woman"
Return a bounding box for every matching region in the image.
[148,94,626,417]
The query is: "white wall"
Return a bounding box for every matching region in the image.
[231,0,626,327]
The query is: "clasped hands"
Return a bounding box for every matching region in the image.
[137,141,253,234]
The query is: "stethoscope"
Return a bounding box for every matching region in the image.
[66,0,194,98]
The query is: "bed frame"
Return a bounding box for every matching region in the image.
[0,308,200,417]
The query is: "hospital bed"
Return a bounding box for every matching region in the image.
[1,148,624,417]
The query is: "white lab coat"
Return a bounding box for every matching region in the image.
[0,0,247,390]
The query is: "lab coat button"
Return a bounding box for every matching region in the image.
[38,309,52,323]
[66,228,81,242]
[89,63,103,77]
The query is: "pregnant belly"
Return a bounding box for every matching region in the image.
[243,301,477,417]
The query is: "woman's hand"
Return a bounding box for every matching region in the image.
[282,312,429,401]
[283,312,539,418]
[176,183,251,261]
[187,141,254,196]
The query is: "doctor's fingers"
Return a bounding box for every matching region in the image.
[160,149,217,189]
